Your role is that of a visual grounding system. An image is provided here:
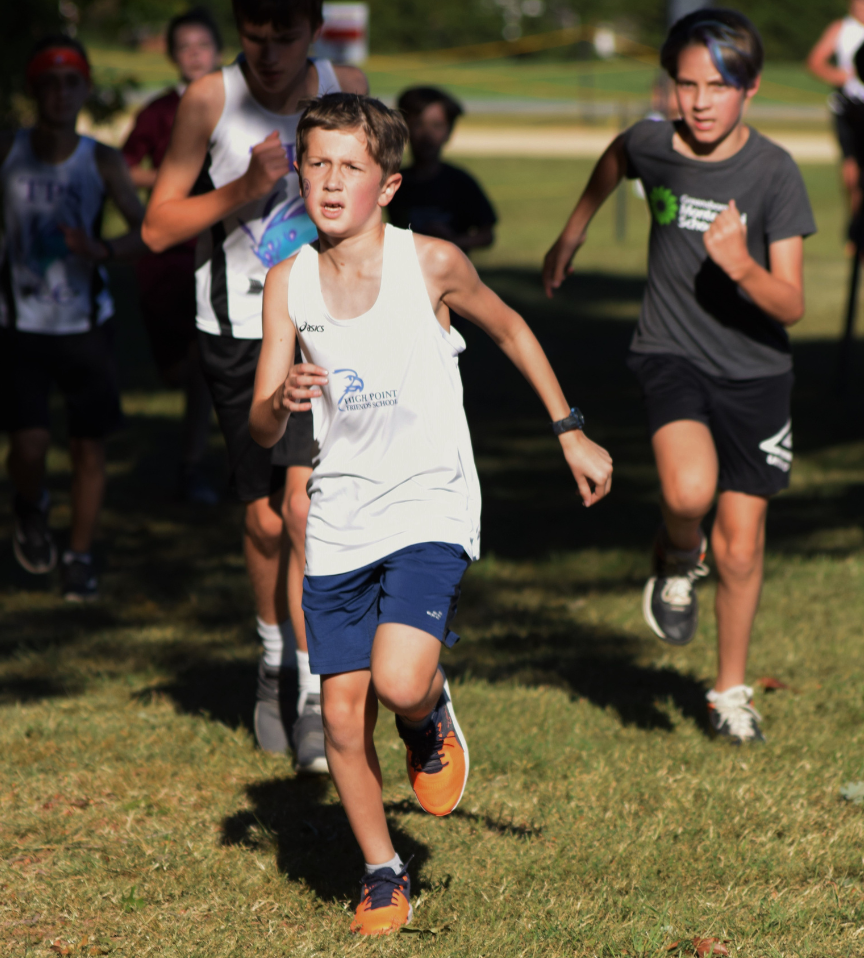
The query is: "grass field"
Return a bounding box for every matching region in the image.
[2,155,864,958]
[86,46,833,110]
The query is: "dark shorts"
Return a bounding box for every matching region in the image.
[627,352,793,498]
[198,330,313,502]
[302,542,471,676]
[136,248,197,372]
[0,321,123,439]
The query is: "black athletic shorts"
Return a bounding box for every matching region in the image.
[627,352,793,499]
[198,330,313,503]
[0,321,123,439]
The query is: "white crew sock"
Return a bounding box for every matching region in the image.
[257,617,283,670]
[365,852,403,875]
[295,650,321,695]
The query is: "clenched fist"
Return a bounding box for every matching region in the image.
[703,199,753,282]
[242,130,291,202]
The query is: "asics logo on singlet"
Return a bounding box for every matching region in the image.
[298,322,324,333]
[759,419,793,472]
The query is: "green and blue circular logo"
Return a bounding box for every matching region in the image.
[649,186,678,226]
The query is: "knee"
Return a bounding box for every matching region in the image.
[372,662,429,715]
[321,693,365,752]
[662,474,713,521]
[70,439,105,473]
[713,528,762,581]
[281,488,310,543]
[244,499,283,553]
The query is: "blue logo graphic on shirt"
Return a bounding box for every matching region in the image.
[334,369,364,410]
[237,194,318,269]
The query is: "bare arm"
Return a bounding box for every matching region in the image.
[806,21,848,88]
[128,165,158,189]
[417,237,613,506]
[542,133,628,297]
[62,145,147,261]
[334,65,369,94]
[703,201,805,325]
[250,257,329,448]
[142,74,291,252]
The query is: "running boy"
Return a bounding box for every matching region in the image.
[543,9,815,743]
[123,7,223,504]
[387,86,496,253]
[142,0,367,770]
[250,93,613,935]
[1,37,145,600]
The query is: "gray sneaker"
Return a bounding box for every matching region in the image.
[253,659,297,754]
[13,493,56,574]
[293,691,329,775]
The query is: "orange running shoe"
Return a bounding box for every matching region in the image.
[397,675,469,817]
[349,864,412,935]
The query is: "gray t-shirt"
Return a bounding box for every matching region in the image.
[622,119,816,379]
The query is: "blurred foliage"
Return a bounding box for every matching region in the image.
[0,0,854,126]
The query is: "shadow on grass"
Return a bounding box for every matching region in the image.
[0,263,862,728]
[220,776,430,901]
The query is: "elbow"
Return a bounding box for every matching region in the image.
[781,296,805,327]
[141,218,168,254]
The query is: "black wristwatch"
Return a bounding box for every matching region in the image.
[551,407,585,435]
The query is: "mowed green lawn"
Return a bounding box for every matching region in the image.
[1,157,864,957]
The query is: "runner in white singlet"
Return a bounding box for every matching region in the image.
[807,2,864,218]
[0,37,145,601]
[251,94,612,937]
[141,0,368,770]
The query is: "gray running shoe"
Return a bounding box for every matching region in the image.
[293,691,329,775]
[253,659,297,754]
[707,685,765,744]
[61,551,98,602]
[13,493,56,574]
[642,531,709,646]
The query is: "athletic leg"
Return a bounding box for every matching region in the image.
[244,490,289,626]
[8,428,51,503]
[8,428,56,575]
[642,420,717,645]
[321,669,390,862]
[322,668,413,935]
[282,466,312,652]
[653,419,718,549]
[711,490,768,691]
[68,438,106,555]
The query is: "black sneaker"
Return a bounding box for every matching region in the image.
[292,691,329,775]
[642,531,709,645]
[253,658,297,754]
[61,551,98,602]
[13,493,56,574]
[707,685,765,744]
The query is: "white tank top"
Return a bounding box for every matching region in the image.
[289,225,482,576]
[0,131,113,334]
[837,15,864,102]
[195,58,340,340]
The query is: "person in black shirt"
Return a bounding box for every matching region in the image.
[544,9,815,745]
[389,87,496,253]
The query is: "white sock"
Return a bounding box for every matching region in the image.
[257,617,283,670]
[365,852,403,874]
[295,650,321,695]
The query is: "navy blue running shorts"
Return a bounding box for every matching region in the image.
[627,351,793,499]
[302,542,472,676]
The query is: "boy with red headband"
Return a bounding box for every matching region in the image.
[142,0,367,771]
[0,36,145,601]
